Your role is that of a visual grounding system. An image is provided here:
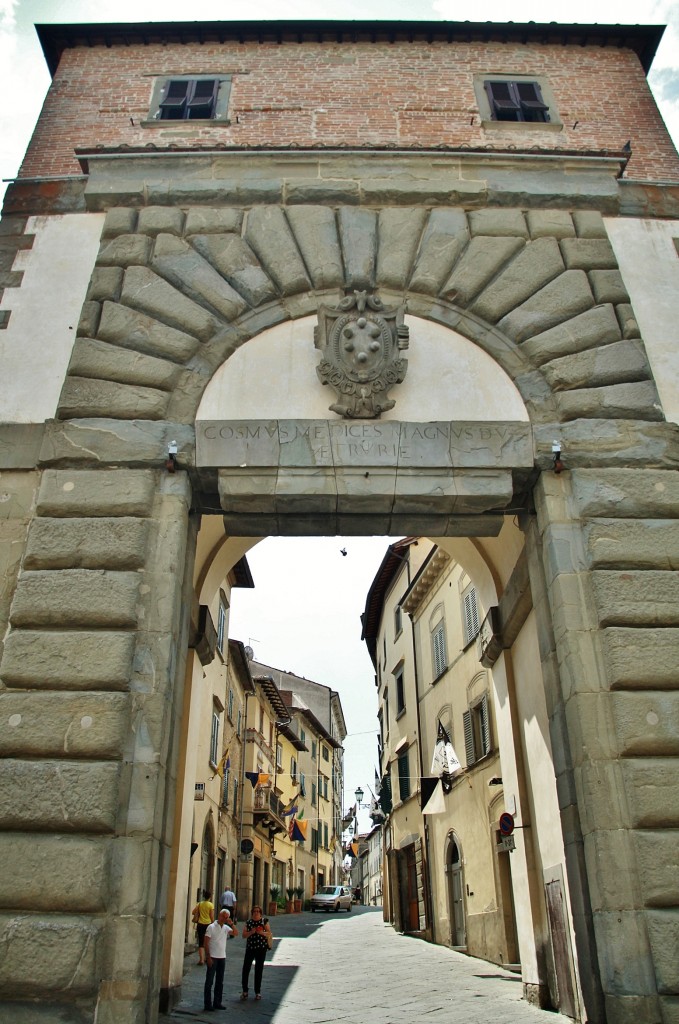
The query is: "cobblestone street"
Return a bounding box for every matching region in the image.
[160,907,558,1024]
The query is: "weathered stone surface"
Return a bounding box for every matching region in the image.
[534,420,679,471]
[522,304,621,366]
[659,996,679,1024]
[471,238,565,323]
[97,234,152,268]
[590,269,630,305]
[593,909,658,995]
[442,236,524,305]
[245,206,311,295]
[76,300,101,339]
[24,516,149,570]
[584,827,644,912]
[573,210,607,238]
[1,629,135,690]
[646,909,679,993]
[592,570,679,627]
[37,468,155,518]
[500,269,594,343]
[190,233,275,307]
[526,210,575,239]
[623,758,679,827]
[39,419,195,467]
[409,208,469,295]
[86,266,123,302]
[0,834,110,912]
[98,300,200,363]
[285,178,361,205]
[10,569,140,628]
[184,207,243,235]
[69,338,181,392]
[602,627,679,690]
[572,468,679,519]
[0,428,43,470]
[286,206,343,289]
[138,206,184,237]
[151,233,247,321]
[541,340,649,392]
[59,377,169,421]
[121,266,219,341]
[0,911,103,1000]
[0,760,120,831]
[0,690,130,758]
[634,831,679,906]
[560,238,618,270]
[469,209,528,237]
[585,519,679,570]
[615,303,640,340]
[338,207,377,290]
[613,690,679,757]
[102,207,137,238]
[557,380,662,422]
[376,208,428,291]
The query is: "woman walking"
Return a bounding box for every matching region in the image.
[191,890,214,965]
[240,905,272,1000]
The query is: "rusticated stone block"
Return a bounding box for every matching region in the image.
[612,691,679,756]
[1,629,134,690]
[602,628,679,690]
[590,269,630,304]
[442,235,524,305]
[37,468,155,518]
[375,208,428,291]
[59,377,169,421]
[533,420,679,471]
[0,690,130,759]
[634,831,679,907]
[0,912,103,1001]
[10,569,140,628]
[24,516,149,570]
[86,266,123,302]
[571,468,679,519]
[573,210,607,238]
[409,208,469,295]
[97,234,152,268]
[69,338,181,392]
[622,758,679,827]
[337,207,378,291]
[184,207,243,235]
[659,996,679,1024]
[584,827,644,912]
[38,419,195,468]
[585,519,679,570]
[560,238,618,270]
[616,303,640,340]
[287,205,344,290]
[190,233,275,307]
[522,303,620,366]
[542,340,649,392]
[593,910,658,996]
[501,269,594,342]
[121,266,219,341]
[469,209,527,237]
[646,909,679,992]
[0,759,120,831]
[471,238,565,324]
[526,210,575,239]
[102,207,137,238]
[98,300,200,363]
[138,205,184,236]
[76,300,101,338]
[245,206,311,295]
[151,233,247,321]
[0,834,110,911]
[557,380,662,422]
[592,570,679,628]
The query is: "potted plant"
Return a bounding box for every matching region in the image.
[293,885,304,913]
[268,884,281,916]
[285,886,295,913]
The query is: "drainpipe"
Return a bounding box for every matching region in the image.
[236,690,252,910]
[408,598,435,941]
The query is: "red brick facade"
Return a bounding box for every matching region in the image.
[20,28,679,183]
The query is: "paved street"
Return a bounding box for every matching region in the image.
[160,907,557,1024]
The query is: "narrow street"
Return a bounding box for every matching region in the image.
[160,907,557,1023]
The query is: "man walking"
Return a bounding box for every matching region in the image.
[219,885,237,921]
[204,909,238,1011]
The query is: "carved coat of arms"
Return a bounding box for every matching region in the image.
[315,291,409,418]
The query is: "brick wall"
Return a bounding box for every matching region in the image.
[19,37,679,183]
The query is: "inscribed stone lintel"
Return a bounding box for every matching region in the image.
[197,419,533,470]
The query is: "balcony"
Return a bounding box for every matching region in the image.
[253,786,287,836]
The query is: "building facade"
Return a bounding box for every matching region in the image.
[1,18,679,1024]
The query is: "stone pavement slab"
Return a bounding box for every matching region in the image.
[160,908,558,1024]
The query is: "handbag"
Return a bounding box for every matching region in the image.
[266,931,273,950]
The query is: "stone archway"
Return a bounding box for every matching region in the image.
[1,195,677,1024]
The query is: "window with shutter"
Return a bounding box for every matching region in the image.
[479,693,491,756]
[432,621,447,678]
[149,75,232,123]
[463,708,476,766]
[462,586,480,646]
[464,693,492,767]
[398,750,410,800]
[483,79,550,123]
[395,667,406,714]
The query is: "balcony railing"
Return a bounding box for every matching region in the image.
[252,786,287,834]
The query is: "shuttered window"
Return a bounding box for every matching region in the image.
[398,751,410,800]
[484,80,549,123]
[462,586,480,647]
[158,78,220,120]
[463,693,492,767]
[432,621,447,679]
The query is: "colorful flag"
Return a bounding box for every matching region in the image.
[245,771,270,788]
[290,818,308,842]
[282,793,299,816]
[431,719,462,793]
[215,748,230,779]
[422,778,446,815]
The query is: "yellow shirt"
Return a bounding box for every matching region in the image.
[197,900,213,925]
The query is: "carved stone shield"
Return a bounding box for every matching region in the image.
[315,290,409,418]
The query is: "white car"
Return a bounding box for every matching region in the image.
[309,885,353,913]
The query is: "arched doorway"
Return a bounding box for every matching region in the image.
[200,817,216,901]
[446,833,466,949]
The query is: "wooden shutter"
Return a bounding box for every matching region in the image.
[480,693,491,755]
[516,81,549,122]
[463,587,479,645]
[186,78,219,118]
[485,80,520,120]
[463,709,476,766]
[398,751,410,800]
[432,622,447,677]
[159,79,190,119]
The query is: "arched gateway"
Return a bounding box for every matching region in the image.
[1,17,679,1024]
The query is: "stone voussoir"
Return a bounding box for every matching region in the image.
[97,300,201,364]
[69,337,182,392]
[556,380,662,422]
[286,205,344,291]
[521,303,621,367]
[121,266,220,342]
[338,206,378,291]
[245,205,311,295]
[541,340,650,392]
[471,237,565,324]
[58,377,169,421]
[409,208,469,296]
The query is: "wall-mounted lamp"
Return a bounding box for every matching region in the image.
[166,440,178,473]
[552,440,564,475]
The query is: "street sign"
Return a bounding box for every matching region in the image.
[241,838,254,854]
[241,853,253,863]
[499,812,515,836]
[499,835,516,852]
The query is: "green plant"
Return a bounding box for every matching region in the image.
[269,884,281,900]
[286,886,295,900]
[294,885,304,899]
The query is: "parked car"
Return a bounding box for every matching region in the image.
[309,885,353,913]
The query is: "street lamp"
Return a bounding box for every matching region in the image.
[354,786,364,806]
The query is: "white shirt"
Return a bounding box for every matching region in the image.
[205,921,233,958]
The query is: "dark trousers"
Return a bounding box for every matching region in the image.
[204,956,225,1009]
[241,947,266,994]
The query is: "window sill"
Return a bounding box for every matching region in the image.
[480,119,563,132]
[396,708,406,721]
[140,118,231,128]
[431,667,448,685]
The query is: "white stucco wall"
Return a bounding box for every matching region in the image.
[196,316,529,423]
[605,217,679,424]
[0,213,104,424]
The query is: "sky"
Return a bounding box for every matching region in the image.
[3,0,679,826]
